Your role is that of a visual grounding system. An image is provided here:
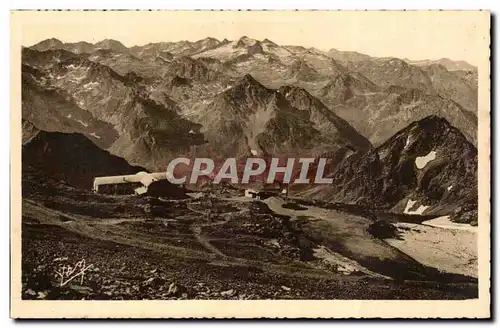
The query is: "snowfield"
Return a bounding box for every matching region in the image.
[386,221,477,278]
[415,150,437,169]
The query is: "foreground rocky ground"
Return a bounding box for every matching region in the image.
[21,178,477,300]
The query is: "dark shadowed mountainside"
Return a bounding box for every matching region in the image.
[22,129,145,190]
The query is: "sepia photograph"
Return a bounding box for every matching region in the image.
[10,10,491,319]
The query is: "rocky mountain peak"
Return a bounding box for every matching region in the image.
[30,38,64,51]
[378,115,475,160]
[217,74,273,110]
[227,74,271,97]
[236,36,257,47]
[239,73,261,85]
[191,37,222,53]
[94,39,129,52]
[46,37,63,44]
[201,37,219,43]
[412,115,454,135]
[303,115,477,224]
[231,37,264,57]
[262,38,277,46]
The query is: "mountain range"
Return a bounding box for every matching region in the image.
[22,37,478,223]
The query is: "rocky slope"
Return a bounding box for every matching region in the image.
[22,48,206,170]
[343,56,477,114]
[185,74,320,158]
[278,85,372,152]
[22,64,118,149]
[330,85,477,146]
[184,74,371,159]
[296,116,477,224]
[420,64,478,113]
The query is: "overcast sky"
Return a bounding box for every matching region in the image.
[16,10,489,66]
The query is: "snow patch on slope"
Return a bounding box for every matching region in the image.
[404,199,429,215]
[415,150,436,169]
[423,216,477,231]
[76,119,88,127]
[83,81,100,90]
[404,135,411,149]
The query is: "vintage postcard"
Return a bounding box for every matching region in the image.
[10,10,490,319]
